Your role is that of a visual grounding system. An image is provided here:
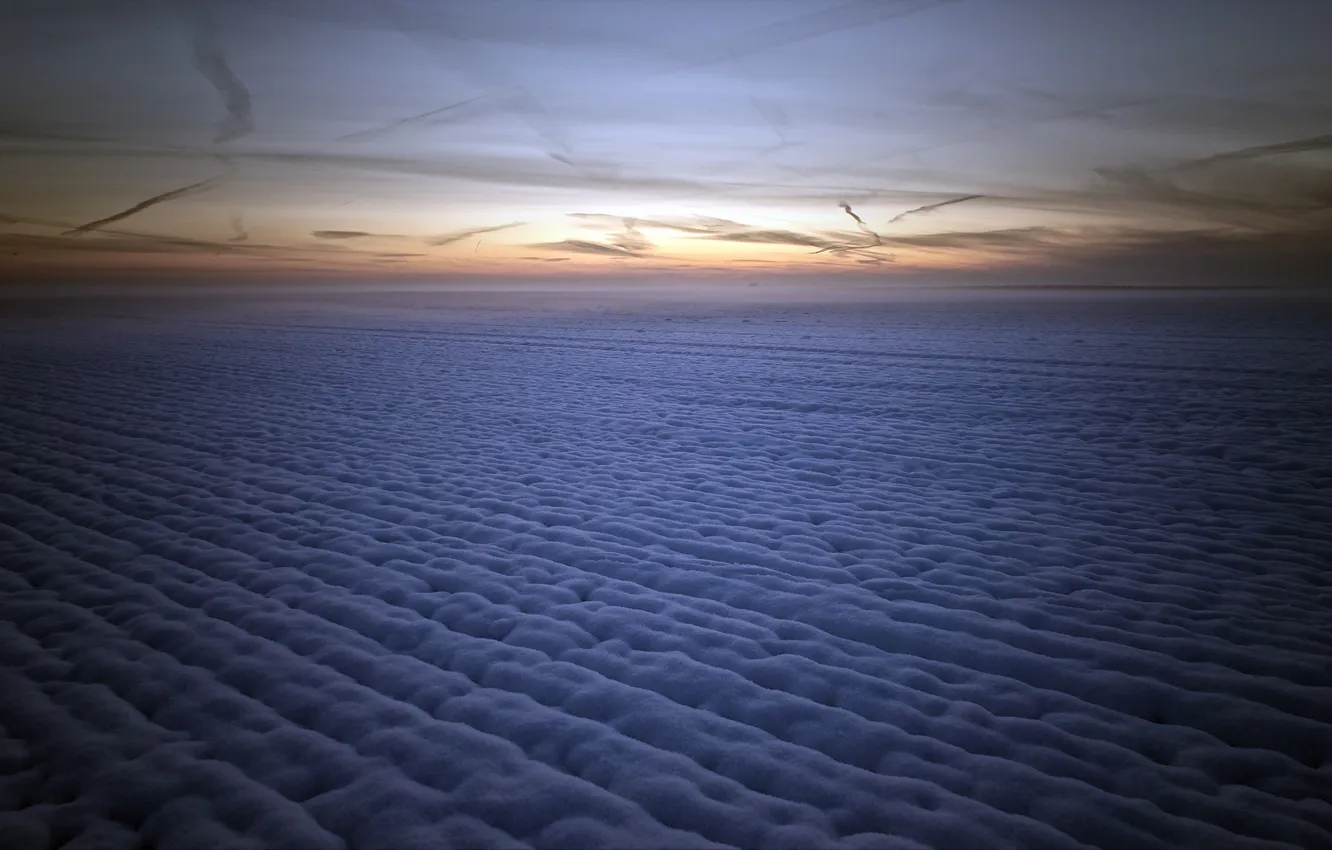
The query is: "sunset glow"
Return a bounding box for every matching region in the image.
[2,0,1329,287]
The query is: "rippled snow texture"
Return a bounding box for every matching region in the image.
[2,291,1330,849]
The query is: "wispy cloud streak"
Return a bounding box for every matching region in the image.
[1174,133,1332,172]
[886,194,984,226]
[4,211,357,260]
[183,1,253,143]
[813,202,886,259]
[228,212,248,243]
[337,94,491,143]
[64,169,230,236]
[374,0,574,158]
[531,239,643,257]
[311,229,375,239]
[427,222,526,247]
[659,0,956,77]
[609,218,652,254]
[702,229,835,248]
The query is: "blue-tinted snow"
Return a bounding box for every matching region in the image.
[1,289,1330,850]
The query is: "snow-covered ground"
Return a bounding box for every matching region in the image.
[2,288,1330,849]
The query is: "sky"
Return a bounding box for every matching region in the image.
[1,0,1329,287]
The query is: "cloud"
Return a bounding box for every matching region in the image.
[609,218,653,254]
[373,0,574,158]
[891,224,1332,288]
[63,169,231,236]
[651,215,753,235]
[0,212,359,262]
[1173,132,1332,172]
[839,201,871,233]
[530,239,642,257]
[536,216,655,258]
[771,86,1157,185]
[0,125,118,146]
[232,148,714,196]
[749,97,799,155]
[312,230,375,240]
[695,228,838,249]
[0,231,232,256]
[228,212,248,243]
[9,140,933,203]
[813,202,883,256]
[337,94,492,143]
[885,226,1064,251]
[569,210,886,261]
[886,194,984,226]
[568,213,751,236]
[657,0,957,77]
[1093,164,1332,230]
[566,213,626,228]
[183,0,253,143]
[427,222,526,247]
[1058,227,1332,287]
[5,2,1327,286]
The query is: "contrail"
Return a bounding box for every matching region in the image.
[374,0,574,158]
[3,210,372,259]
[184,1,253,143]
[658,0,958,77]
[752,97,789,144]
[427,221,526,247]
[840,202,871,234]
[312,230,375,240]
[337,94,491,143]
[1174,133,1332,172]
[814,202,884,255]
[841,201,881,247]
[531,239,643,258]
[886,194,983,225]
[610,218,653,255]
[64,173,229,236]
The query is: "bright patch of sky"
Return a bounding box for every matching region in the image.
[1,0,1329,284]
